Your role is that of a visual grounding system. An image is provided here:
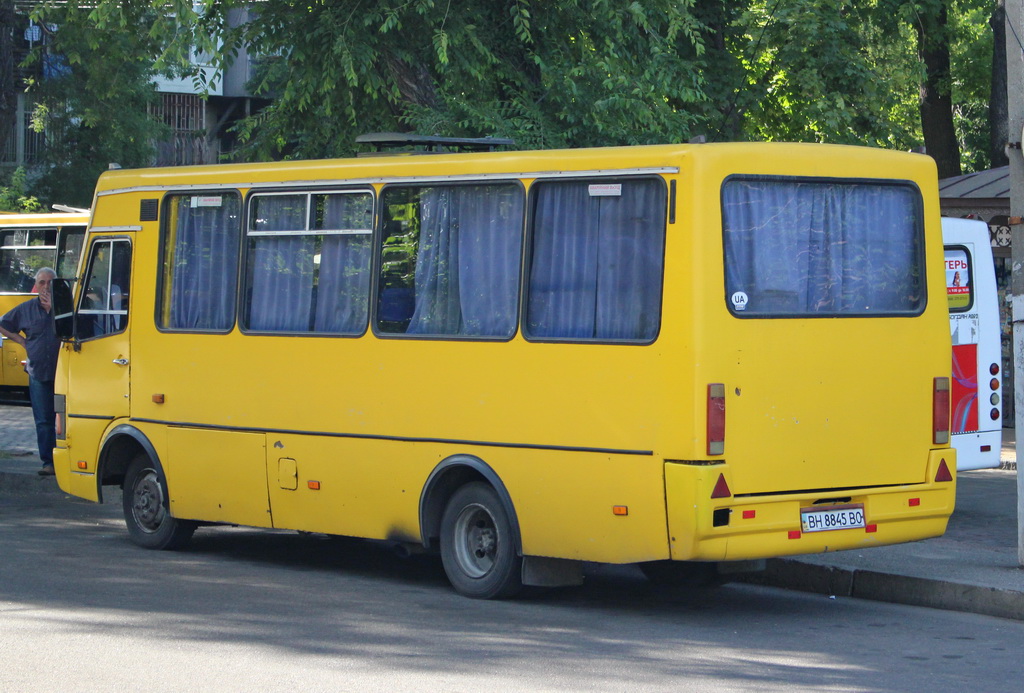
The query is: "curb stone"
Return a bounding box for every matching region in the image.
[741,558,1024,622]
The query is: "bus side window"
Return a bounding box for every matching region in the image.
[525,177,666,342]
[242,190,373,335]
[159,194,242,332]
[77,239,131,340]
[375,183,524,339]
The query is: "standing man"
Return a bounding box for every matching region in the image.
[0,267,60,476]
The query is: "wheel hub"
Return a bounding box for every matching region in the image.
[454,504,498,578]
[132,471,165,533]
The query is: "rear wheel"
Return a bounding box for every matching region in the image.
[440,482,522,599]
[122,454,196,550]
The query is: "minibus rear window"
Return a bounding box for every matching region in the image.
[944,246,973,313]
[722,176,924,317]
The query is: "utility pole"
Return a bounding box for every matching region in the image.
[1005,0,1024,566]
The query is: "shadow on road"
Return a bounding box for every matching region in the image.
[1,491,1018,692]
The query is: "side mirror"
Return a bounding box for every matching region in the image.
[52,278,75,340]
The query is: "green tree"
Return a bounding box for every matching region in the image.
[733,0,922,149]
[0,167,43,212]
[14,0,1007,182]
[231,1,726,158]
[877,0,1002,174]
[24,2,172,206]
[900,0,962,177]
[733,0,1001,175]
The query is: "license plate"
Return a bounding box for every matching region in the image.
[800,504,866,533]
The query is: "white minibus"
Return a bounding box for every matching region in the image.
[942,217,1002,470]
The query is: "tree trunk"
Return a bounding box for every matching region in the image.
[914,2,962,178]
[1,0,16,156]
[990,0,1009,168]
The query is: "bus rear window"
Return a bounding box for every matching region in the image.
[722,177,924,317]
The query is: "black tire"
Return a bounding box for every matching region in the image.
[122,453,196,550]
[639,560,725,589]
[439,482,523,599]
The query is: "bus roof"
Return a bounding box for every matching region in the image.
[92,142,938,196]
[0,211,90,226]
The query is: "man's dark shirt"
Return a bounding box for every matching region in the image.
[0,298,59,382]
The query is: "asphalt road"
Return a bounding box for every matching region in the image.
[1,489,1022,692]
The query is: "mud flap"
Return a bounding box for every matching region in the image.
[522,556,584,587]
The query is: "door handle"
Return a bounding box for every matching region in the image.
[112,358,129,366]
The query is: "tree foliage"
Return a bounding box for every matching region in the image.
[733,0,922,149]
[0,167,43,213]
[24,2,174,206]
[5,0,1009,208]
[184,0,726,159]
[733,0,1002,175]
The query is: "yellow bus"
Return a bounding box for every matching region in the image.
[0,211,87,395]
[50,142,955,598]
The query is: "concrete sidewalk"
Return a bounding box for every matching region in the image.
[1,404,1021,619]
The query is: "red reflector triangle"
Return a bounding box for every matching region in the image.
[711,473,731,499]
[935,459,953,483]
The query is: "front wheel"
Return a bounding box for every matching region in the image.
[122,454,196,550]
[440,482,522,599]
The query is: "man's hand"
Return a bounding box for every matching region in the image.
[0,327,26,348]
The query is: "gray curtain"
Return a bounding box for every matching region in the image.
[168,195,241,330]
[247,193,372,334]
[248,195,314,331]
[313,194,372,333]
[407,184,523,337]
[527,179,666,341]
[723,179,922,315]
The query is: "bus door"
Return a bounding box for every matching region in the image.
[62,234,133,470]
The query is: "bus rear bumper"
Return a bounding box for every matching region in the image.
[664,451,956,562]
[952,429,1002,471]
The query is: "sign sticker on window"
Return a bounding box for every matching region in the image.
[731,291,748,311]
[191,196,223,208]
[588,184,622,197]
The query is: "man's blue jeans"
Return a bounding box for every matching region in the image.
[28,376,55,466]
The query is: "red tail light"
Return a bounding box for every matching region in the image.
[935,458,953,483]
[933,377,950,445]
[707,383,725,455]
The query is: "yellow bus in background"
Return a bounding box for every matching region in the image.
[0,211,87,396]
[51,142,955,599]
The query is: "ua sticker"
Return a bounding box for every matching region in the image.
[731,291,748,311]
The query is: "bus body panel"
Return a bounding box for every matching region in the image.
[942,217,1002,470]
[126,331,674,562]
[53,143,954,580]
[678,148,950,496]
[164,428,273,528]
[259,437,670,563]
